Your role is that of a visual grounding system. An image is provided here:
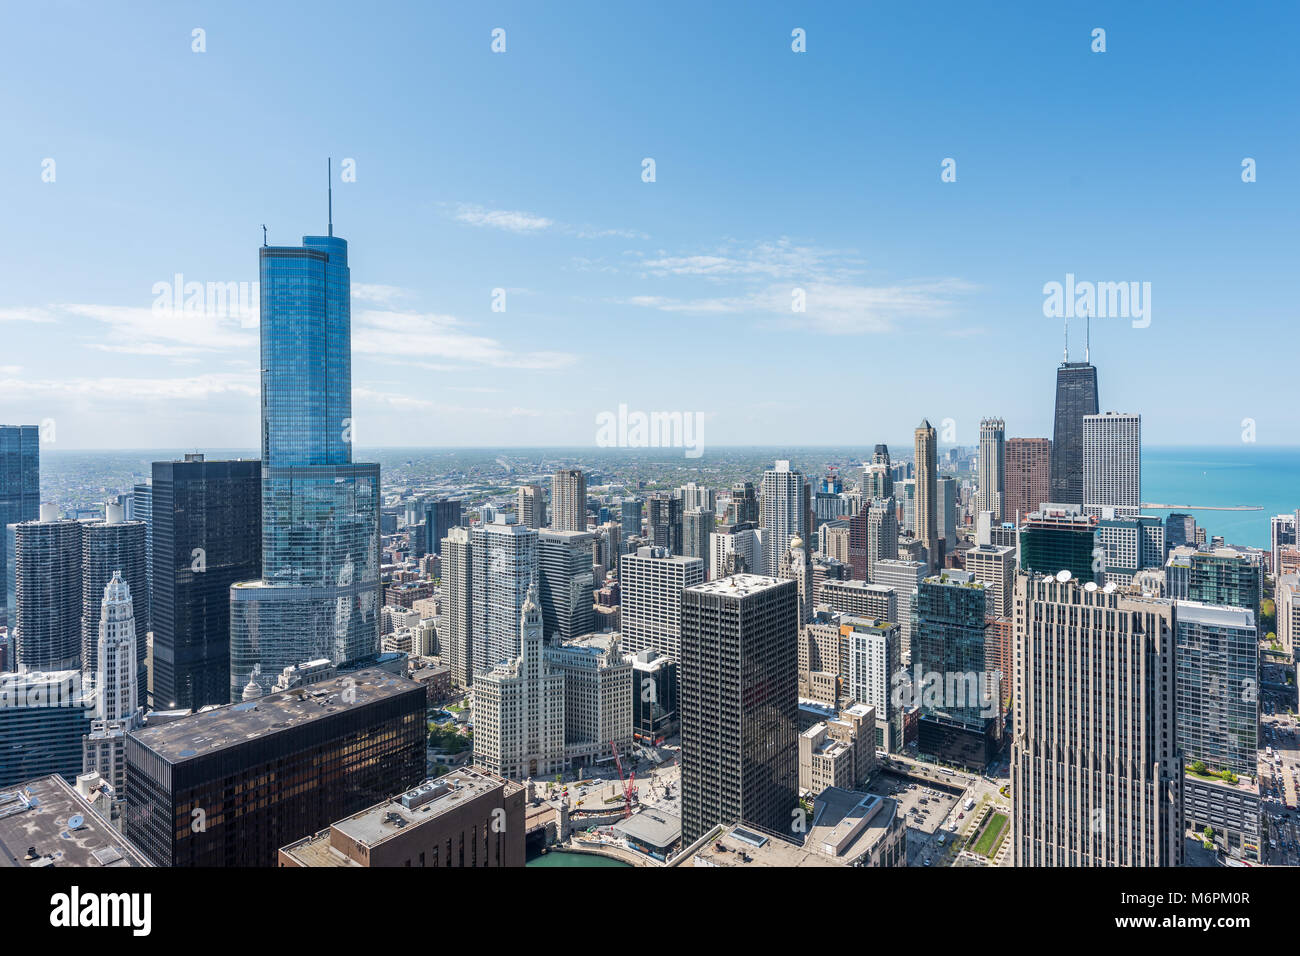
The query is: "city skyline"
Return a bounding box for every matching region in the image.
[2,3,1297,450]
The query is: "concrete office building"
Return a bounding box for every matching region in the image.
[278,768,525,867]
[440,526,473,688]
[551,468,588,532]
[618,546,704,659]
[914,421,939,571]
[471,586,566,780]
[1012,572,1182,866]
[710,523,762,579]
[844,617,903,751]
[681,507,714,578]
[870,559,927,665]
[964,541,1016,620]
[680,575,798,845]
[647,494,683,555]
[1095,515,1165,587]
[517,483,547,530]
[1004,437,1051,525]
[1082,412,1141,518]
[81,573,143,809]
[976,417,1005,522]
[799,703,876,795]
[546,631,633,769]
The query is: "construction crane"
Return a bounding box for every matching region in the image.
[610,740,636,819]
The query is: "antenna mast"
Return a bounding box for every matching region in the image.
[261,224,267,247]
[1063,314,1069,364]
[1085,313,1091,364]
[327,157,333,237]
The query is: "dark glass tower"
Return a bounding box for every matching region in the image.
[153,455,261,709]
[1050,362,1099,505]
[422,497,463,558]
[229,224,381,700]
[679,575,798,844]
[0,425,40,630]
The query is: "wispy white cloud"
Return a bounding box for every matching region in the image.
[352,283,411,306]
[353,310,576,370]
[454,204,554,233]
[0,307,56,323]
[62,303,256,354]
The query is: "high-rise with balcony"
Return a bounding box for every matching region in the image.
[14,504,82,671]
[976,418,1005,522]
[1174,601,1257,778]
[551,468,587,532]
[229,224,381,701]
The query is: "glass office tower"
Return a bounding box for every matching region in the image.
[230,231,381,700]
[0,425,40,630]
[1050,361,1099,506]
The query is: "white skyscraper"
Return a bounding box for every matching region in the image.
[471,517,538,674]
[82,571,142,813]
[710,525,764,579]
[619,546,704,659]
[1083,412,1141,518]
[760,460,807,581]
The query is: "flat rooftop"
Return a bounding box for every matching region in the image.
[689,573,784,595]
[128,668,423,763]
[279,769,519,866]
[0,775,151,868]
[613,807,681,850]
[1176,599,1256,629]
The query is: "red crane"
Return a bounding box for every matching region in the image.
[610,740,636,819]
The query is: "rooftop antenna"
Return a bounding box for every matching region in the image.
[1085,313,1091,364]
[327,156,333,237]
[1063,314,1069,364]
[261,224,267,247]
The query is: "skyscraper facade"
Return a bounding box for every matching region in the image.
[1174,601,1258,778]
[79,504,148,703]
[470,517,538,675]
[1050,361,1099,506]
[151,455,261,709]
[760,460,807,579]
[1004,437,1051,525]
[551,468,588,532]
[14,505,82,671]
[517,484,546,530]
[440,526,473,689]
[728,481,758,525]
[914,421,938,571]
[422,498,463,557]
[1012,573,1182,866]
[537,530,595,642]
[647,494,683,555]
[1083,412,1141,518]
[0,425,39,630]
[229,229,382,701]
[680,575,798,844]
[619,499,643,539]
[619,546,704,659]
[681,507,714,578]
[976,417,1005,522]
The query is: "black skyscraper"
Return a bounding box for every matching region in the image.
[422,497,463,558]
[151,455,261,709]
[1050,361,1099,506]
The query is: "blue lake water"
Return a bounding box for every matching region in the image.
[1141,446,1300,549]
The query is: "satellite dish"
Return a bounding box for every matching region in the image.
[1084,581,1098,592]
[1103,582,1117,594]
[1055,569,1072,583]
[67,815,84,830]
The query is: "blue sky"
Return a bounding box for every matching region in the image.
[1,1,1296,450]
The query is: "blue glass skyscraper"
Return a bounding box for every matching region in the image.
[229,222,381,700]
[0,424,40,631]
